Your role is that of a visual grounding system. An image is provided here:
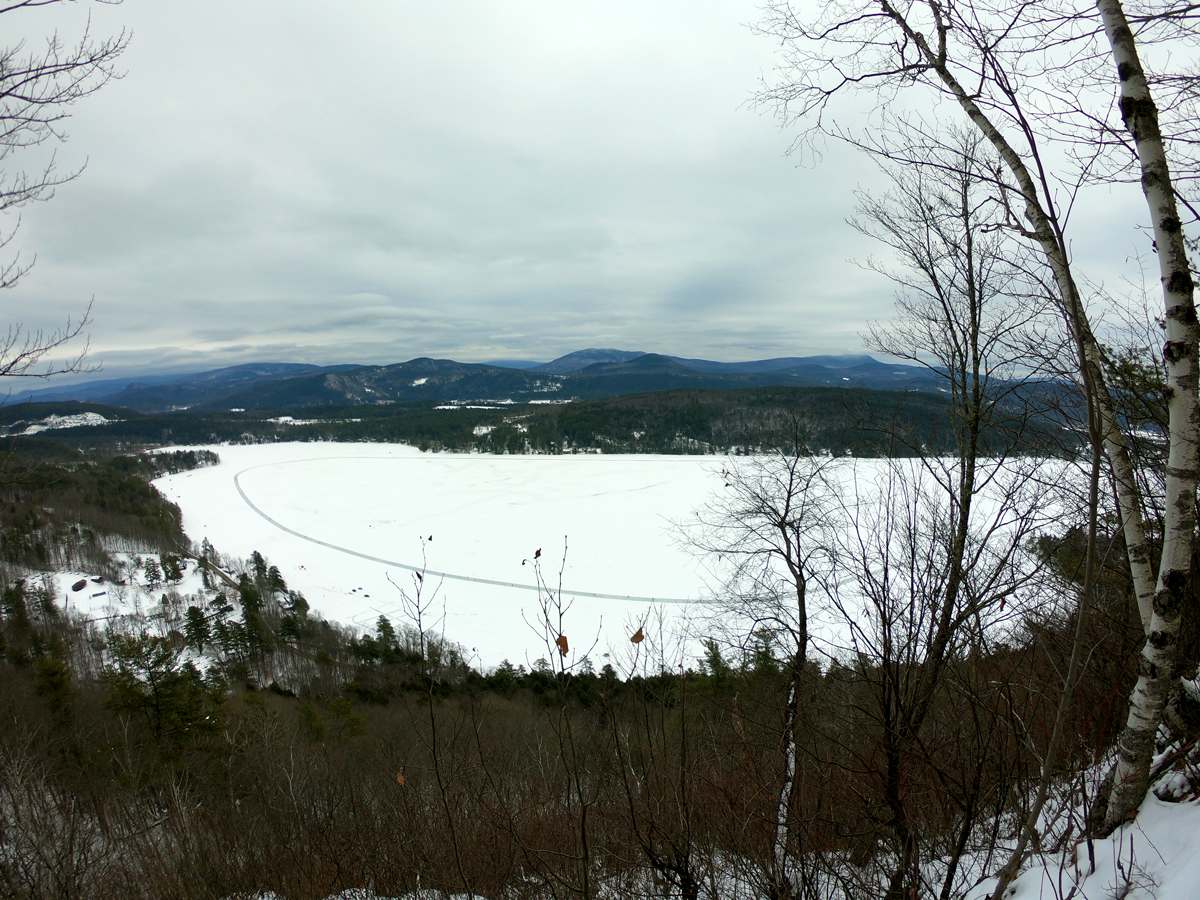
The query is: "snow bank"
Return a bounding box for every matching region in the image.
[966,793,1200,900]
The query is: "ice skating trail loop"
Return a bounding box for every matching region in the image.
[233,465,694,605]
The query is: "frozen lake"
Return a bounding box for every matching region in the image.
[154,444,1071,670]
[155,444,725,668]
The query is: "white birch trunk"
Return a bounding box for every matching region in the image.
[877,0,1159,627]
[1095,0,1200,831]
[774,673,798,895]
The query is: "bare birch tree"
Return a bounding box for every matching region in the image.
[755,0,1198,833]
[1091,0,1200,830]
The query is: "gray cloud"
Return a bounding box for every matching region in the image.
[0,0,1165,385]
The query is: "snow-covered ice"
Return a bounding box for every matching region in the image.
[154,443,725,668]
[152,444,1074,669]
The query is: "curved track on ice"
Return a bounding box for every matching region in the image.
[233,463,694,605]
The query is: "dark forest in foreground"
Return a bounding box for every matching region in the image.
[0,530,1150,900]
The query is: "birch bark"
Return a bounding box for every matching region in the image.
[772,496,810,899]
[773,673,799,898]
[1095,0,1200,831]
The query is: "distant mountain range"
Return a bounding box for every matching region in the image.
[9,350,947,413]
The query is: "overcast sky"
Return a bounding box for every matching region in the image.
[6,0,1155,381]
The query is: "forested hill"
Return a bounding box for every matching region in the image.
[13,352,949,413]
[1,385,1075,458]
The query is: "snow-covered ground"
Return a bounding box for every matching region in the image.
[966,792,1200,900]
[154,443,728,668]
[231,790,1200,899]
[47,557,212,630]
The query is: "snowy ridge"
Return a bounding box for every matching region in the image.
[21,411,109,433]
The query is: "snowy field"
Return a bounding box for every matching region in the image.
[154,444,730,668]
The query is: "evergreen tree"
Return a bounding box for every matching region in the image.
[105,631,221,748]
[161,553,185,584]
[184,606,209,652]
[237,574,270,655]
